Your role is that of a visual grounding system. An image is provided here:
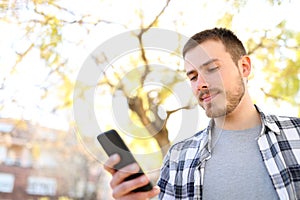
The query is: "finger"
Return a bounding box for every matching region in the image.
[115,185,160,200]
[112,174,151,198]
[110,163,140,188]
[104,154,120,175]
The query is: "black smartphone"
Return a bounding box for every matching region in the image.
[97,129,153,192]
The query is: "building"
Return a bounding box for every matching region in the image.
[0,118,107,200]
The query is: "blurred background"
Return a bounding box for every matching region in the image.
[0,0,299,199]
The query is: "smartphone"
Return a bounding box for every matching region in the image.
[97,129,153,192]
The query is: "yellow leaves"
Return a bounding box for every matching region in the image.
[245,26,300,114]
[57,75,74,109]
[34,14,62,66]
[151,19,160,28]
[58,197,73,200]
[32,143,40,159]
[270,59,300,101]
[130,138,163,172]
[129,109,146,128]
[259,41,300,107]
[121,67,144,97]
[216,13,233,28]
[33,0,45,4]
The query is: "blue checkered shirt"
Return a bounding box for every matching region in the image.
[157,106,300,199]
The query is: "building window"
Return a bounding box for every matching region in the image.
[0,146,7,164]
[5,148,17,166]
[0,173,15,193]
[5,145,22,166]
[21,147,32,167]
[0,123,13,133]
[26,176,57,196]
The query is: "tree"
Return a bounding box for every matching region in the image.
[214,1,300,116]
[1,2,299,197]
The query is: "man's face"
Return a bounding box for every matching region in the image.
[184,40,245,118]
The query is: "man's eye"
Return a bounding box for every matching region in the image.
[189,76,197,81]
[207,65,219,72]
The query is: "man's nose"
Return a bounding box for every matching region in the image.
[196,74,208,90]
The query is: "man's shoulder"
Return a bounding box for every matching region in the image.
[263,112,300,128]
[257,105,300,131]
[265,113,300,121]
[165,128,208,163]
[170,129,206,150]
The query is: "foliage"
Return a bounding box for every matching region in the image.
[1,0,299,153]
[247,22,300,114]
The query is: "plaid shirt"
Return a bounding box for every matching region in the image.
[157,106,300,200]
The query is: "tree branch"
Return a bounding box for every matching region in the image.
[247,31,267,55]
[144,0,171,32]
[137,0,172,87]
[260,88,289,102]
[165,104,196,121]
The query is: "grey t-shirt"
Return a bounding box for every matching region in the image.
[202,125,279,200]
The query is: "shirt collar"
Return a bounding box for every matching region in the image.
[206,105,281,135]
[254,105,281,135]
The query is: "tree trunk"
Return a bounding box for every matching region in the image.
[128,96,170,157]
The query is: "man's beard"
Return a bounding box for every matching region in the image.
[199,75,245,118]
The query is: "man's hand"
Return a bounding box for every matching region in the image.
[104,154,160,200]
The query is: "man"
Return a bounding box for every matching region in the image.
[104,28,300,199]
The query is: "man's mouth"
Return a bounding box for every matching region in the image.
[199,92,218,103]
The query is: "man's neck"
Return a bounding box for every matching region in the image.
[214,93,261,130]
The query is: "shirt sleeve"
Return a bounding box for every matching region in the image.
[157,149,176,199]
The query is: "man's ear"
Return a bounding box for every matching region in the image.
[239,55,251,78]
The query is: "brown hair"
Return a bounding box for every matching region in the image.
[183,27,247,65]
